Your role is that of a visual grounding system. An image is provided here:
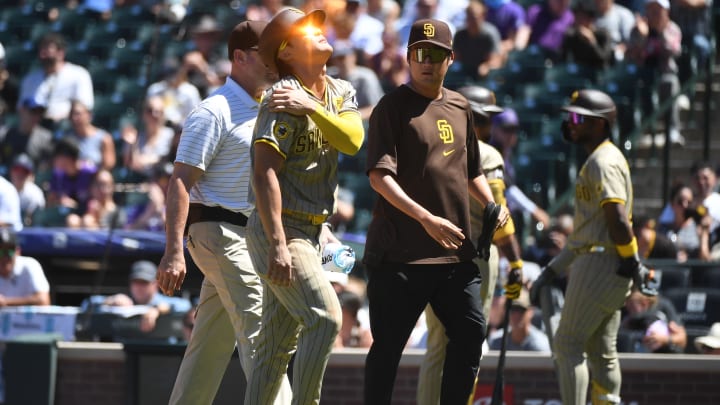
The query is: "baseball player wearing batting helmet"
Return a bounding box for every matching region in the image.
[530,89,657,405]
[417,85,525,405]
[363,19,508,405]
[160,21,292,404]
[245,7,364,404]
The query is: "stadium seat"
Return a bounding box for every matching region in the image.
[92,94,135,132]
[106,45,151,78]
[108,4,156,39]
[692,266,720,289]
[663,287,720,329]
[655,266,692,292]
[51,6,96,41]
[0,5,45,42]
[3,42,38,77]
[32,206,73,227]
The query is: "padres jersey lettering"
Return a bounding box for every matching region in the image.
[567,140,633,250]
[252,76,359,217]
[366,85,481,264]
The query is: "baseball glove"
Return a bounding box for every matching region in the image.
[477,202,501,261]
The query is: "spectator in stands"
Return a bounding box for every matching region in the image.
[690,161,720,233]
[335,290,373,348]
[620,289,687,353]
[146,57,202,130]
[453,0,504,80]
[694,323,720,354]
[561,2,614,69]
[184,15,226,97]
[366,0,401,25]
[0,98,54,172]
[395,0,457,50]
[0,175,22,232]
[66,169,125,229]
[485,0,531,53]
[245,0,285,21]
[368,28,409,93]
[125,162,171,231]
[47,137,97,215]
[524,213,574,267]
[488,288,551,351]
[9,154,45,227]
[328,40,384,121]
[18,33,94,129]
[182,304,197,342]
[62,100,116,171]
[82,260,192,333]
[121,95,175,179]
[632,214,678,259]
[339,0,386,61]
[0,227,50,306]
[625,0,684,146]
[593,0,635,62]
[0,42,19,115]
[526,0,575,60]
[490,109,551,230]
[671,0,713,85]
[657,182,712,261]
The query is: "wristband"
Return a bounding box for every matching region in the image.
[322,222,334,232]
[509,259,523,270]
[616,237,638,258]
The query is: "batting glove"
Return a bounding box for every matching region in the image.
[529,266,556,307]
[504,267,523,300]
[617,255,658,297]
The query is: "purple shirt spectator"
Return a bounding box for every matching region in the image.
[50,162,97,214]
[486,0,527,40]
[527,0,574,56]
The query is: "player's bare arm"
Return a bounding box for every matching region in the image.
[602,201,634,244]
[253,142,294,286]
[368,168,465,250]
[157,163,202,296]
[469,173,510,229]
[269,85,364,155]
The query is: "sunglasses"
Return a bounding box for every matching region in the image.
[0,248,16,258]
[410,48,449,64]
[568,111,586,125]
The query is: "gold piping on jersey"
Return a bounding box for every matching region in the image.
[600,197,626,206]
[255,138,287,159]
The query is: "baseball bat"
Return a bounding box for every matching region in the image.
[490,298,513,405]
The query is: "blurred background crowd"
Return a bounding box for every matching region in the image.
[0,0,719,354]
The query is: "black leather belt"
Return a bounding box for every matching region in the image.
[187,204,248,228]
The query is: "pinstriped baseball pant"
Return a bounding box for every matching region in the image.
[364,261,485,405]
[417,245,498,405]
[169,221,292,405]
[245,213,342,405]
[553,253,631,405]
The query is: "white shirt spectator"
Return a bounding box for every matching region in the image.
[19,62,94,122]
[0,177,22,232]
[0,255,50,298]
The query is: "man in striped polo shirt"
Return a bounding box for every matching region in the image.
[158,21,291,404]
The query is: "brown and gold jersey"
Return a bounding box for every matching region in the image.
[365,85,481,264]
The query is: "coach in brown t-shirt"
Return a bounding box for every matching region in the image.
[363,18,509,405]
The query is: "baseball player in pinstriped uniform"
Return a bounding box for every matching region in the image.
[530,89,657,405]
[158,21,291,404]
[245,8,364,404]
[363,19,508,405]
[417,86,524,405]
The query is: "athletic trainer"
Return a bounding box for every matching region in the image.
[245,8,364,404]
[157,21,291,404]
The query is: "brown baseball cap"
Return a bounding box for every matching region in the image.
[258,7,326,73]
[227,20,267,60]
[407,18,453,51]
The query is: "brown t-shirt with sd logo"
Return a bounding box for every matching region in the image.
[365,84,482,265]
